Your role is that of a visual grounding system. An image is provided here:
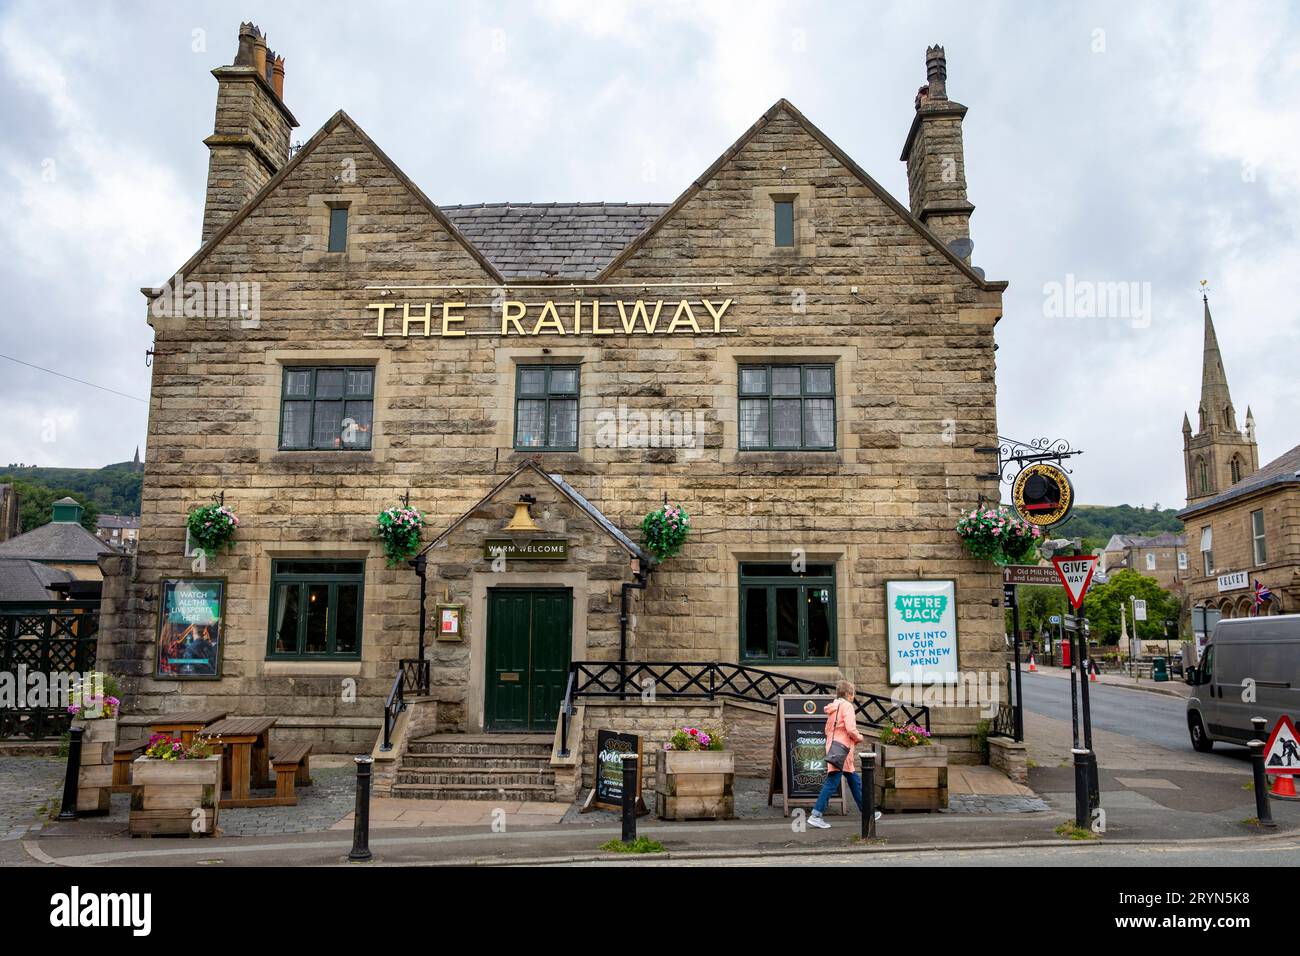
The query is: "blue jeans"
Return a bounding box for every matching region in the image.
[813,769,863,815]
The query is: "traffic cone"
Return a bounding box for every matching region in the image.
[1028,654,1037,673]
[1088,661,1098,682]
[1270,774,1299,800]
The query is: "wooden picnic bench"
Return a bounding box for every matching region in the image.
[148,709,229,747]
[271,743,313,805]
[200,716,279,808]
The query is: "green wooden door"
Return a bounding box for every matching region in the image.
[485,589,572,732]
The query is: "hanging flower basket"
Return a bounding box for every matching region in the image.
[186,503,239,558]
[640,503,690,562]
[375,506,425,567]
[956,507,1041,565]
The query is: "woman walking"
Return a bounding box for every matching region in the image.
[807,680,876,829]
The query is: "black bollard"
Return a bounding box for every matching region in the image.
[57,726,84,821]
[621,754,639,844]
[1072,748,1090,829]
[348,755,374,862]
[860,751,876,840]
[1251,715,1268,741]
[1248,739,1276,828]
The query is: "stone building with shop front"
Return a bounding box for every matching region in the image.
[100,24,1011,786]
[1179,296,1300,632]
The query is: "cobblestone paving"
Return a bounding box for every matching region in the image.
[217,765,356,837]
[0,756,65,840]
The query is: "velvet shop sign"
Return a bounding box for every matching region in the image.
[364,298,736,338]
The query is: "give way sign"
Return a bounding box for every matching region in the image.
[1052,555,1099,610]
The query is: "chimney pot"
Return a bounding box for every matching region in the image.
[272,56,285,98]
[235,22,258,67]
[925,44,948,101]
[252,32,267,77]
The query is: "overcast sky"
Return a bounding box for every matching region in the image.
[1,0,1297,508]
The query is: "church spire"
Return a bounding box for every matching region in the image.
[1183,285,1258,505]
[1198,294,1236,433]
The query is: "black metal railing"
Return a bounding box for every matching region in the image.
[381,658,429,752]
[558,660,930,756]
[989,702,1017,740]
[0,603,100,739]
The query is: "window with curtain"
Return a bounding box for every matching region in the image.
[738,364,835,450]
[1200,526,1213,576]
[279,366,374,450]
[267,559,364,659]
[514,365,579,451]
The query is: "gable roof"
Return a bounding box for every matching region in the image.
[150,110,504,294]
[441,203,667,280]
[596,98,1006,291]
[0,520,113,563]
[422,459,649,564]
[1180,443,1300,519]
[155,99,1005,294]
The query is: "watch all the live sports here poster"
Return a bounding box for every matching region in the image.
[156,578,225,679]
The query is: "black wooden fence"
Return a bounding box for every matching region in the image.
[0,602,100,739]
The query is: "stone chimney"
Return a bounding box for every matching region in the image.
[201,22,299,243]
[899,45,975,262]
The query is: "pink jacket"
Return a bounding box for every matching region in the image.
[824,698,863,773]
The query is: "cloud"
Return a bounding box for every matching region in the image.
[0,0,1296,510]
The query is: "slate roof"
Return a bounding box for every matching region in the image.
[546,473,649,564]
[422,459,649,564]
[1104,532,1186,551]
[1180,443,1300,518]
[440,203,668,280]
[0,559,74,603]
[96,514,141,531]
[0,521,114,563]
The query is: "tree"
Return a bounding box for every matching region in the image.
[12,480,100,533]
[1080,569,1180,646]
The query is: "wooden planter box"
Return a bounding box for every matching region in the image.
[71,716,117,815]
[873,742,948,812]
[655,750,735,821]
[129,756,221,837]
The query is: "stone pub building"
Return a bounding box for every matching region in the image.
[101,24,1010,791]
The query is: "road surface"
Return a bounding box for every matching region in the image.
[1018,670,1252,768]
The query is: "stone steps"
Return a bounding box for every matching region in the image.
[394,734,557,801]
[395,767,555,788]
[403,753,551,770]
[390,782,557,801]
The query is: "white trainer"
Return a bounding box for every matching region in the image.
[807,813,831,829]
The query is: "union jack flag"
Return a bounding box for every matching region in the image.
[1251,580,1273,616]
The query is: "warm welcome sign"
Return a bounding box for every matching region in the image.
[886,580,959,685]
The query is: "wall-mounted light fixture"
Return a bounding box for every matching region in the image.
[503,494,539,533]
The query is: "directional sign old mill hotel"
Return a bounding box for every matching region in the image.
[364,296,737,338]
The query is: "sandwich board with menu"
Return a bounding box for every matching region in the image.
[768,694,847,816]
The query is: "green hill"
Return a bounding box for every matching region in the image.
[0,462,143,532]
[1049,504,1184,553]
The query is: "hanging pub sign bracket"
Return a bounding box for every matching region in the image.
[975,436,1082,529]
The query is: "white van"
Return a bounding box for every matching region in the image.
[1185,614,1300,751]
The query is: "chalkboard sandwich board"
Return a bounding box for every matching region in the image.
[582,729,647,814]
[768,694,847,816]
